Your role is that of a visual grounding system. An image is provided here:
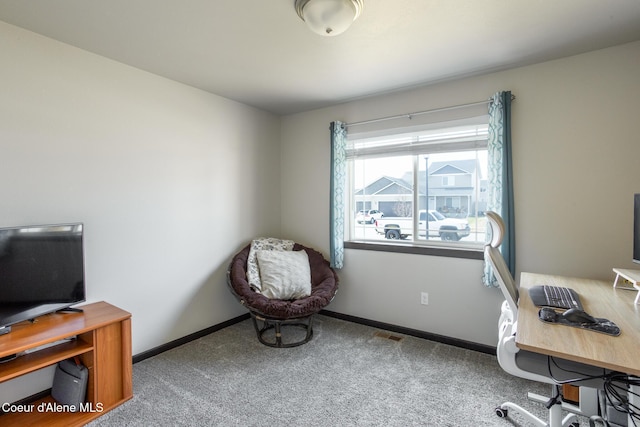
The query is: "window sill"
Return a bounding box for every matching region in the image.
[344,240,484,260]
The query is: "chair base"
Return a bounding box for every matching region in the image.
[250,312,314,348]
[496,402,579,427]
[495,385,580,427]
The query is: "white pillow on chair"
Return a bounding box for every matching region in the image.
[256,249,312,300]
[247,237,294,291]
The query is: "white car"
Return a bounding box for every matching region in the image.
[355,209,384,224]
[374,210,470,240]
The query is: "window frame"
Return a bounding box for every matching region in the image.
[344,116,490,257]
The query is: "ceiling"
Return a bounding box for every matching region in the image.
[1,0,640,115]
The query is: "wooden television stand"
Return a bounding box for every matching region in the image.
[0,302,132,426]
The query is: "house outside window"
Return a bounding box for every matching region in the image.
[346,117,489,248]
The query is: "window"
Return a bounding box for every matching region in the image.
[346,117,489,248]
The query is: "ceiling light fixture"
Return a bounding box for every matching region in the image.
[295,0,364,37]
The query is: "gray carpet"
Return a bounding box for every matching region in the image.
[88,315,588,426]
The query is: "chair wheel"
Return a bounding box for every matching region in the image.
[495,407,508,418]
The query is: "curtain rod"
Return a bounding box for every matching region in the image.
[345,95,515,129]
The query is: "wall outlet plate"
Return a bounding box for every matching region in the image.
[421,292,428,305]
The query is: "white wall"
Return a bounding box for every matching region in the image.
[0,21,282,356]
[280,41,640,346]
[2,16,639,402]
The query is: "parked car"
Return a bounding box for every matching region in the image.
[374,210,470,241]
[355,209,384,224]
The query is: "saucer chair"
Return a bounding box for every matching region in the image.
[227,240,339,348]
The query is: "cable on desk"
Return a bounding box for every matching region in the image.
[545,356,640,426]
[602,373,640,426]
[546,356,609,384]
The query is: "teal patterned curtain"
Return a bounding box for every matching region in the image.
[483,91,515,287]
[330,121,347,269]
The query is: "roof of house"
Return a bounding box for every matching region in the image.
[355,176,412,196]
[356,159,483,195]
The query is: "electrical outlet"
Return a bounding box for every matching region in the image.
[421,292,429,305]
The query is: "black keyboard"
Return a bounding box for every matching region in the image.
[529,285,583,310]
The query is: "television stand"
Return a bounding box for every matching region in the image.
[0,301,132,426]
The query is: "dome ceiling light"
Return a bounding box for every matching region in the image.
[294,0,364,36]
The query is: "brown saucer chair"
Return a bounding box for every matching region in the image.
[227,242,339,348]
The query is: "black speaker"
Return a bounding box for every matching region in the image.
[51,358,88,411]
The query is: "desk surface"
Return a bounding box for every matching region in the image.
[517,272,640,377]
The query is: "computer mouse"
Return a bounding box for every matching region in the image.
[538,307,559,322]
[561,308,598,324]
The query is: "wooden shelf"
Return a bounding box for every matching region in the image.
[0,302,132,426]
[0,339,93,383]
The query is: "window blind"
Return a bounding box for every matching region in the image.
[346,116,489,160]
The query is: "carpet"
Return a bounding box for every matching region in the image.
[88,315,586,426]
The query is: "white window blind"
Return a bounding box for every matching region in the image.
[346,116,489,160]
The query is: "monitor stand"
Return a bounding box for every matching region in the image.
[612,268,640,304]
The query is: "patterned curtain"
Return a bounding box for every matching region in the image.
[483,91,515,287]
[330,121,347,269]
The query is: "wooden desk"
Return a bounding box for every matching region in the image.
[517,272,640,424]
[517,272,640,376]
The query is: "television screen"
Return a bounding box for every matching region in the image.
[0,223,85,333]
[635,194,640,264]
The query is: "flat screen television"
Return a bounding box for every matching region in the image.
[635,194,640,264]
[0,223,85,335]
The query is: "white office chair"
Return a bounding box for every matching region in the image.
[485,211,601,427]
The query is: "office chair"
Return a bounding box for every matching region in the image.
[485,211,602,427]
